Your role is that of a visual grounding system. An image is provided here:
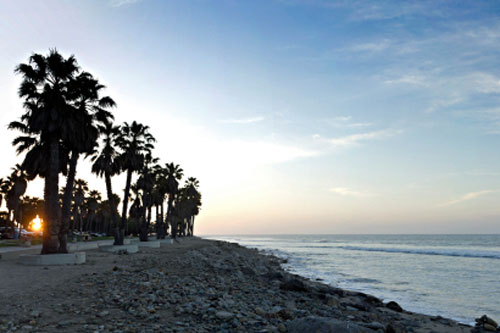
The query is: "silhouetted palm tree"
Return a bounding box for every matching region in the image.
[176,177,201,236]
[73,179,88,232]
[59,72,115,252]
[136,154,158,240]
[164,162,183,236]
[153,165,168,239]
[91,122,123,244]
[85,190,101,232]
[8,165,28,230]
[0,165,29,235]
[10,50,79,254]
[116,121,155,239]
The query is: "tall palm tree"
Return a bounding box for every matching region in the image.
[7,165,29,233]
[91,122,123,244]
[58,72,115,252]
[85,190,101,232]
[73,179,88,232]
[10,50,79,254]
[135,154,158,241]
[0,165,29,235]
[116,121,155,241]
[153,165,168,239]
[178,177,201,236]
[164,162,183,236]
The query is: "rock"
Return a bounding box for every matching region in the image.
[97,310,110,317]
[385,324,397,333]
[262,271,284,280]
[29,310,41,318]
[240,267,255,276]
[287,316,363,333]
[216,311,234,321]
[386,301,403,312]
[483,323,497,331]
[277,323,287,332]
[326,296,340,307]
[476,315,498,328]
[364,321,385,330]
[280,278,308,292]
[255,307,266,317]
[362,294,383,307]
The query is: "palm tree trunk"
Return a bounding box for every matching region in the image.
[166,196,174,236]
[105,172,122,245]
[156,204,164,239]
[42,139,60,254]
[189,216,194,236]
[161,201,166,238]
[139,205,148,241]
[6,209,13,235]
[58,151,78,253]
[121,169,132,237]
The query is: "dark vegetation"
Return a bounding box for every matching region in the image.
[1,49,202,253]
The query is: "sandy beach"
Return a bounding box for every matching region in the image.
[0,238,476,332]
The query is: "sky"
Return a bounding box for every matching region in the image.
[1,0,500,234]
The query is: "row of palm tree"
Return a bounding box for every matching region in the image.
[7,49,202,254]
[0,165,29,234]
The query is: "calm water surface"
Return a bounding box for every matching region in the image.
[206,234,500,324]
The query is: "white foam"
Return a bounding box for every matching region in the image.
[338,245,500,259]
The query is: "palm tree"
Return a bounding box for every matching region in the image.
[164,163,183,236]
[85,190,101,232]
[10,50,79,254]
[152,165,168,239]
[177,177,201,236]
[95,193,120,234]
[91,122,123,244]
[7,165,29,234]
[73,179,88,232]
[116,121,155,241]
[19,196,44,231]
[135,154,158,241]
[59,72,115,252]
[0,165,29,237]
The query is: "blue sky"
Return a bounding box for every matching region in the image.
[1,0,500,234]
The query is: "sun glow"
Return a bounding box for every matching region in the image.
[32,215,42,231]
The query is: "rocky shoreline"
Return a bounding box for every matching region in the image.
[0,237,491,332]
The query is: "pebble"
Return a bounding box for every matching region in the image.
[216,311,235,320]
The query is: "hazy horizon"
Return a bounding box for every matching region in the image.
[2,0,500,234]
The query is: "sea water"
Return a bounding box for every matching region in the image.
[206,234,500,324]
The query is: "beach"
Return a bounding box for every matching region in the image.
[0,238,476,332]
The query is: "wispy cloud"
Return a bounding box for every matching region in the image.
[471,72,500,94]
[277,0,436,21]
[438,190,499,207]
[384,74,428,87]
[318,129,402,148]
[329,187,375,197]
[220,116,265,124]
[109,0,142,7]
[425,95,463,114]
[324,116,372,128]
[351,39,392,53]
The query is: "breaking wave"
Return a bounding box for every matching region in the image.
[339,245,500,259]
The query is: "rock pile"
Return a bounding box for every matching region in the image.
[474,315,499,332]
[0,238,479,332]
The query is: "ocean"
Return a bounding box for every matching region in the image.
[206,234,500,324]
